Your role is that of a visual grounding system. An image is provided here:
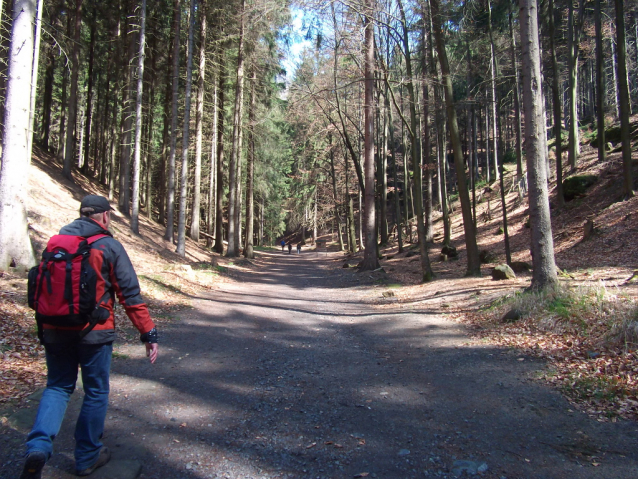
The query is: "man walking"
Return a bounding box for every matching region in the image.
[21,195,159,478]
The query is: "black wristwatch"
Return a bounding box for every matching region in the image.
[140,327,158,344]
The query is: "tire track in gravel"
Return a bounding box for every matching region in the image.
[4,250,638,479]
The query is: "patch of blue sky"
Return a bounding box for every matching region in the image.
[280,7,314,82]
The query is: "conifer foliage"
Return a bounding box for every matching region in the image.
[0,0,635,288]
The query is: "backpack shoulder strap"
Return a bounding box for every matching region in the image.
[86,234,110,245]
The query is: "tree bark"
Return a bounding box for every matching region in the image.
[615,0,635,198]
[329,133,345,251]
[509,11,524,179]
[214,47,226,254]
[57,12,70,161]
[396,0,432,280]
[567,0,585,169]
[519,0,558,289]
[431,0,481,276]
[41,38,55,151]
[108,17,121,201]
[26,0,43,163]
[226,0,246,257]
[244,67,256,259]
[207,33,219,248]
[384,83,403,253]
[164,0,181,242]
[119,9,136,214]
[549,0,564,207]
[131,0,147,234]
[379,89,389,246]
[360,0,379,271]
[0,0,37,270]
[594,0,606,164]
[62,0,83,179]
[158,25,172,225]
[176,0,197,257]
[81,7,97,175]
[190,0,207,242]
[345,140,357,253]
[487,0,500,181]
[422,8,434,243]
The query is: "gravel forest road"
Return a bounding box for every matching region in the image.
[3,250,638,479]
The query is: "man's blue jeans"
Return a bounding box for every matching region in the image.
[26,341,112,471]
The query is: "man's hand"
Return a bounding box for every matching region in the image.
[146,343,158,363]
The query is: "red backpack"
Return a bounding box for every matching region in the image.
[28,234,110,340]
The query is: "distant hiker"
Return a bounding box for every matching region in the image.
[22,195,159,478]
[281,240,286,252]
[288,242,293,254]
[296,243,302,254]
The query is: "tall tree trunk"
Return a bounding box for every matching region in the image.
[144,74,155,219]
[41,43,55,151]
[81,7,97,175]
[119,10,136,214]
[397,0,432,280]
[190,0,207,242]
[509,11,524,179]
[487,0,499,181]
[57,14,71,162]
[226,0,246,257]
[519,0,558,289]
[610,37,620,120]
[431,22,450,245]
[615,0,635,198]
[131,0,146,234]
[244,68,256,259]
[422,9,433,243]
[379,90,389,245]
[466,39,476,227]
[431,0,481,276]
[235,156,243,250]
[0,0,37,269]
[62,0,83,179]
[164,0,181,242]
[484,100,490,183]
[329,133,344,251]
[360,0,378,271]
[176,0,197,257]
[387,90,403,253]
[214,47,226,254]
[0,0,10,141]
[26,0,43,162]
[549,0,565,207]
[207,35,220,248]
[158,30,172,225]
[345,140,357,253]
[108,16,122,200]
[567,0,585,169]
[99,62,111,184]
[594,0,606,164]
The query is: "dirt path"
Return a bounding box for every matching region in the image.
[3,250,638,479]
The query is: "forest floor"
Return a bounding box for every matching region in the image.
[0,132,636,478]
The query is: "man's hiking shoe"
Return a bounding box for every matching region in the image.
[76,447,111,476]
[20,451,47,479]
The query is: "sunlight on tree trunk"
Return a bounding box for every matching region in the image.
[0,0,37,270]
[361,0,379,272]
[519,0,558,290]
[131,0,147,235]
[176,0,197,257]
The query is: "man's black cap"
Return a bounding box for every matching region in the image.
[80,195,114,215]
